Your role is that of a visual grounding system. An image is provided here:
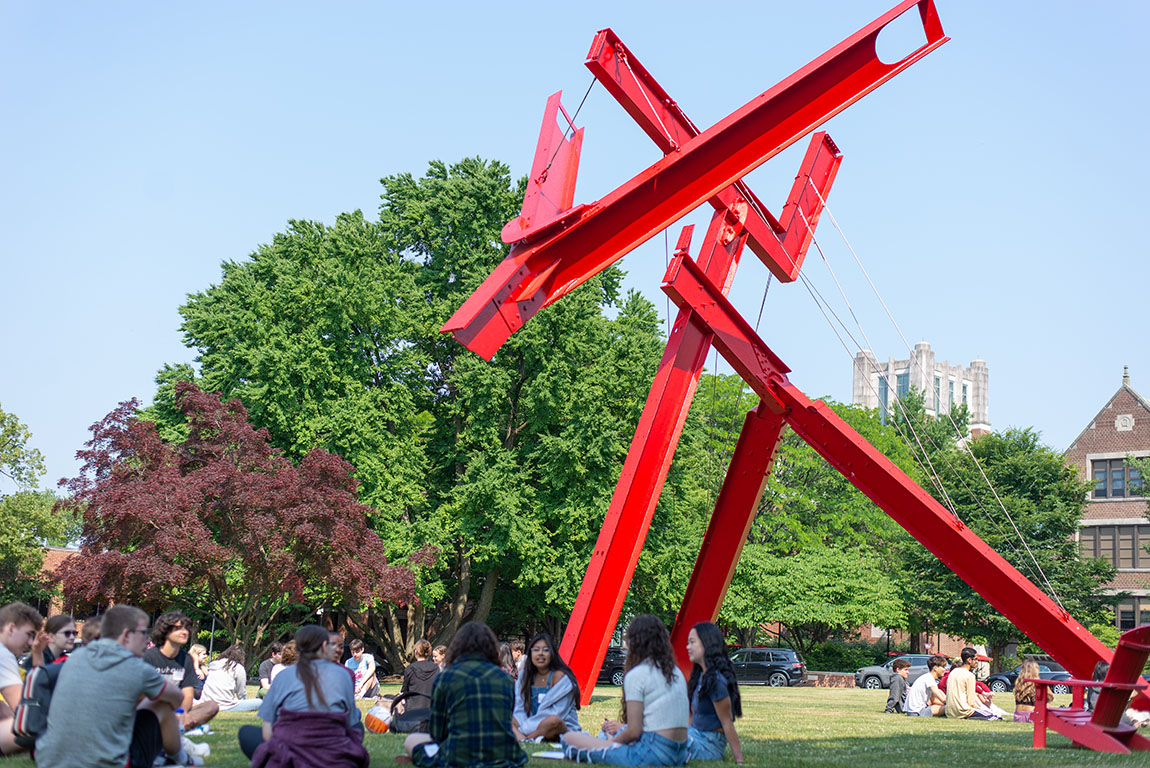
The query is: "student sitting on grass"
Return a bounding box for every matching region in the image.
[401,639,440,712]
[34,604,189,768]
[239,624,367,767]
[344,639,379,699]
[512,631,581,742]
[884,658,911,714]
[143,612,219,733]
[904,654,947,717]
[20,613,76,670]
[946,647,994,720]
[402,622,527,768]
[1013,659,1039,723]
[202,644,262,711]
[0,601,42,757]
[560,615,688,765]
[1086,660,1109,712]
[188,643,208,700]
[685,622,744,765]
[259,642,284,698]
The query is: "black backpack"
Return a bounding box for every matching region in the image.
[12,662,63,748]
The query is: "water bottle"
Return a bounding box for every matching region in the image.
[176,707,185,735]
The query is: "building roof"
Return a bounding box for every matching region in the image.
[1066,366,1150,453]
[40,546,76,576]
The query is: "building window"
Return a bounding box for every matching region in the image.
[949,380,955,409]
[962,383,969,405]
[1093,459,1145,499]
[1115,598,1150,630]
[933,376,941,411]
[1081,524,1150,567]
[878,377,888,420]
[896,372,909,399]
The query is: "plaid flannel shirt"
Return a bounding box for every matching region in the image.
[425,653,527,768]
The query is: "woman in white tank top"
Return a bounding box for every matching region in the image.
[560,615,688,765]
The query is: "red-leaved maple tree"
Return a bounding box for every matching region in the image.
[57,381,415,655]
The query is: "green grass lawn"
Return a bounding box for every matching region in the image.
[14,684,1150,766]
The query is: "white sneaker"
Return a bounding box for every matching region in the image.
[181,736,211,758]
[163,748,205,766]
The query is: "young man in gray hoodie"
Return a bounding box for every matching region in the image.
[34,604,190,767]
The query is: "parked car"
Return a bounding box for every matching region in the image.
[596,646,627,686]
[985,664,1072,694]
[729,647,806,687]
[855,654,934,689]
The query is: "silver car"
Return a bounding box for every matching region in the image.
[855,654,934,689]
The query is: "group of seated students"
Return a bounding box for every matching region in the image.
[886,647,1040,722]
[398,614,744,767]
[0,599,747,767]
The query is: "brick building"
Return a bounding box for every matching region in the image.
[1066,367,1150,629]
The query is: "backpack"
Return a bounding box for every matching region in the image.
[12,662,63,748]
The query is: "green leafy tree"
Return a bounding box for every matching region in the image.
[719,545,905,655]
[0,404,75,604]
[0,402,45,489]
[711,394,918,644]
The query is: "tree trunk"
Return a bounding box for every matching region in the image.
[434,552,471,646]
[471,569,499,625]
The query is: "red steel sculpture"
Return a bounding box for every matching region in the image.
[441,0,1125,706]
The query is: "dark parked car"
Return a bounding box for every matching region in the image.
[596,646,627,686]
[855,654,934,689]
[985,663,1071,694]
[729,647,806,687]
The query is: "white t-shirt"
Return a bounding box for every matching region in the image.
[905,671,937,713]
[623,660,689,732]
[0,643,22,690]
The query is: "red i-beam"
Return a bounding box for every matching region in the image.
[660,247,1132,699]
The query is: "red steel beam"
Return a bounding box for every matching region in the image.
[442,0,947,360]
[668,402,786,676]
[586,28,813,282]
[661,250,1118,689]
[559,133,841,704]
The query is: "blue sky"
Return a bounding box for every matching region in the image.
[2,1,1147,493]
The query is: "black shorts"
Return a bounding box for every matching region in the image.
[129,710,165,768]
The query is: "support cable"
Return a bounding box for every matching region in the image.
[799,187,1065,609]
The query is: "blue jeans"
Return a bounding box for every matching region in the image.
[686,726,726,761]
[562,730,687,765]
[221,698,263,712]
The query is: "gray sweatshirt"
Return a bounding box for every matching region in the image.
[34,639,168,768]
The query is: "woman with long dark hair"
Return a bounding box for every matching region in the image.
[511,632,581,741]
[238,624,368,767]
[402,622,527,767]
[685,623,744,764]
[560,615,689,765]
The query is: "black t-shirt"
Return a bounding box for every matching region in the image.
[258,658,275,683]
[143,646,196,691]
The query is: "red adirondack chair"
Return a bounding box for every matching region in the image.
[1029,625,1150,753]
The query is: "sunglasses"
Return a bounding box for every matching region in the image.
[60,631,77,637]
